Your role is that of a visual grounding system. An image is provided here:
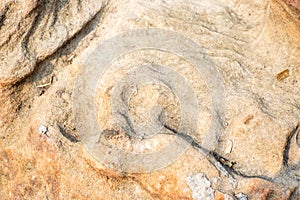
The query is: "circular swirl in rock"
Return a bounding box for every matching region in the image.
[73,29,225,173]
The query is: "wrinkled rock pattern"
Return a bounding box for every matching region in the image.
[0,0,299,199]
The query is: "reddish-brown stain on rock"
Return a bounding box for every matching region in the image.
[246,179,295,200]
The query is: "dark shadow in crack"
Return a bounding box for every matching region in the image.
[164,121,300,188]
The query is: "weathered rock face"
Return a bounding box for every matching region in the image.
[0,0,299,199]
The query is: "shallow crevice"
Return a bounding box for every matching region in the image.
[287,186,300,200]
[282,123,300,168]
[57,124,80,143]
[162,123,274,182]
[21,1,46,57]
[162,121,300,189]
[0,4,10,29]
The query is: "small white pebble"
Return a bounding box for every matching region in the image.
[224,121,229,127]
[39,125,48,135]
[224,139,233,154]
[139,133,146,140]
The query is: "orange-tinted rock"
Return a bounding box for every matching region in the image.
[0,0,300,199]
